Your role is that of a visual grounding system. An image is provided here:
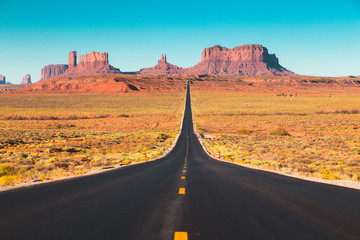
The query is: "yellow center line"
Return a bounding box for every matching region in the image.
[183,170,186,173]
[181,176,185,179]
[179,188,185,194]
[174,232,188,240]
[184,137,189,163]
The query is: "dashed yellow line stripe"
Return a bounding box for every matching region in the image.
[181,176,185,180]
[174,232,188,240]
[179,188,185,194]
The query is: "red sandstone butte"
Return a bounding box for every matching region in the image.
[63,51,121,77]
[186,44,295,76]
[68,51,77,69]
[140,44,295,76]
[41,65,68,81]
[0,74,6,84]
[40,51,121,81]
[139,54,186,75]
[21,74,32,84]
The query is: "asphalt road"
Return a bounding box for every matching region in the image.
[1,83,360,240]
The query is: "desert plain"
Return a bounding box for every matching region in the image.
[1,74,360,189]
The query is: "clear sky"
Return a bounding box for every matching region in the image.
[0,0,359,83]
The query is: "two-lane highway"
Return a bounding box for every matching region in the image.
[1,83,360,240]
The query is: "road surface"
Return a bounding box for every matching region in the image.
[1,82,360,240]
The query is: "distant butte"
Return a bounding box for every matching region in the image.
[0,74,6,84]
[21,74,32,84]
[139,44,295,76]
[38,44,295,82]
[40,51,121,81]
[187,44,295,76]
[139,54,186,75]
[41,64,68,81]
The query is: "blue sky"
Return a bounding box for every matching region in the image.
[0,0,359,83]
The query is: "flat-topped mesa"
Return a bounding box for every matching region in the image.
[21,74,32,84]
[139,54,186,75]
[68,51,77,68]
[78,51,109,67]
[139,44,296,76]
[201,44,272,62]
[67,51,120,76]
[188,44,295,76]
[39,51,121,81]
[41,64,69,81]
[0,74,6,84]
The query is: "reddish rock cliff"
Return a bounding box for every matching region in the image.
[0,74,6,84]
[139,54,186,75]
[64,51,120,77]
[38,45,295,80]
[159,54,167,64]
[139,45,295,76]
[187,44,295,76]
[41,64,69,81]
[40,51,121,81]
[21,74,32,84]
[79,51,108,66]
[68,51,77,69]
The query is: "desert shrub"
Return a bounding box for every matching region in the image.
[54,162,69,169]
[322,170,334,180]
[269,127,291,136]
[234,158,246,164]
[157,133,169,142]
[0,164,17,177]
[0,175,20,186]
[49,146,63,153]
[335,109,359,114]
[237,128,253,134]
[224,155,234,161]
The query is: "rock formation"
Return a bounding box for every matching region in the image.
[78,51,108,66]
[139,44,295,76]
[64,51,120,77]
[41,64,69,81]
[159,54,167,64]
[186,44,295,76]
[139,54,186,75]
[39,44,295,80]
[68,51,77,69]
[21,74,32,84]
[40,51,121,81]
[0,74,6,84]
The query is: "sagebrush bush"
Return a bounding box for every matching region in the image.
[0,175,21,186]
[0,164,17,177]
[269,127,291,136]
[237,128,253,134]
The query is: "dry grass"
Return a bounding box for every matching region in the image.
[0,92,184,187]
[191,88,360,182]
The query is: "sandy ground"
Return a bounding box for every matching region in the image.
[0,91,187,193]
[195,123,360,191]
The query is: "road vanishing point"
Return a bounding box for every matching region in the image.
[1,83,360,240]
